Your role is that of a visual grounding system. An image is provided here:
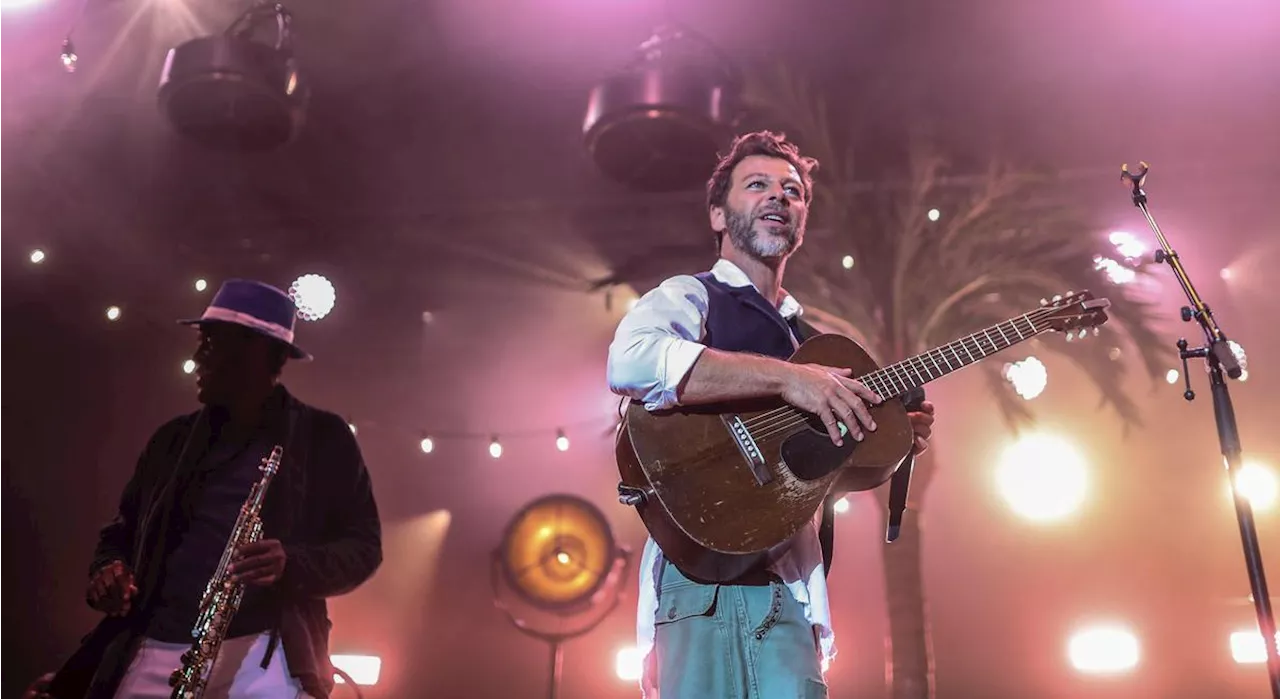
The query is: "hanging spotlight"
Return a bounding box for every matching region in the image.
[60,37,77,73]
[583,25,740,192]
[195,278,208,292]
[489,436,503,459]
[157,2,308,152]
[555,429,570,452]
[420,435,434,454]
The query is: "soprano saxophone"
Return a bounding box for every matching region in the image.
[169,445,284,699]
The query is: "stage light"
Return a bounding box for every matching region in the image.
[60,38,77,72]
[1166,369,1179,384]
[1230,630,1280,664]
[1003,356,1047,400]
[927,208,941,222]
[157,3,307,151]
[1,0,47,10]
[1068,624,1139,674]
[331,654,381,685]
[833,496,850,514]
[995,433,1088,522]
[29,249,45,264]
[1108,231,1145,260]
[615,646,643,681]
[195,278,208,292]
[420,436,434,454]
[106,306,122,321]
[489,436,503,459]
[289,273,336,321]
[556,429,570,452]
[1230,461,1277,513]
[841,255,854,269]
[183,360,196,374]
[583,25,738,192]
[1094,255,1136,285]
[496,493,617,609]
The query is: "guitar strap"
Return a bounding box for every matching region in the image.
[788,317,926,577]
[788,317,840,577]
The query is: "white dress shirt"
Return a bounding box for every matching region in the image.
[606,258,836,692]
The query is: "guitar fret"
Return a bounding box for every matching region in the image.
[853,303,1077,402]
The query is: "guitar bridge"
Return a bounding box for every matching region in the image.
[723,415,772,485]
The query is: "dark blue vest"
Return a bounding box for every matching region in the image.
[693,271,838,575]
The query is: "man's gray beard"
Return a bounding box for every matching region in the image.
[725,207,798,260]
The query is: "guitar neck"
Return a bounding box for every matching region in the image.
[858,312,1048,401]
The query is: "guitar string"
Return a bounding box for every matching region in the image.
[738,306,1063,439]
[740,328,1037,437]
[739,307,1054,431]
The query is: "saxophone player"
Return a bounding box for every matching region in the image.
[49,280,383,699]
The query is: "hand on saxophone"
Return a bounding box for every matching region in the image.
[229,539,288,586]
[86,560,136,616]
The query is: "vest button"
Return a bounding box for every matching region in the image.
[667,607,677,620]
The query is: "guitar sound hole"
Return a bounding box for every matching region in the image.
[781,417,854,481]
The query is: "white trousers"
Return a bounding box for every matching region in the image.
[113,632,313,699]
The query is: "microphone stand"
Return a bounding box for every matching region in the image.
[1121,162,1279,697]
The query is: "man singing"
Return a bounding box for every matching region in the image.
[607,131,936,698]
[50,279,382,699]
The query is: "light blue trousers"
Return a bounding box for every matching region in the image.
[652,562,828,699]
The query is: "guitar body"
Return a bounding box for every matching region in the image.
[616,333,915,583]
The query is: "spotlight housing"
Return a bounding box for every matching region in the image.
[583,25,739,192]
[157,3,308,152]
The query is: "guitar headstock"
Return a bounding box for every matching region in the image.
[1035,290,1111,333]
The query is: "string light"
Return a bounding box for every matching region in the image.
[108,277,612,459]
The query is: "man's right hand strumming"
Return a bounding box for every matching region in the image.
[778,363,882,447]
[86,560,136,616]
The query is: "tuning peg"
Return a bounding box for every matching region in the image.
[1066,290,1074,297]
[1040,298,1048,306]
[1052,294,1062,303]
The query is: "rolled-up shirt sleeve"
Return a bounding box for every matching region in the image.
[606,275,710,411]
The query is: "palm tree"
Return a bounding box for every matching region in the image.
[738,64,1171,698]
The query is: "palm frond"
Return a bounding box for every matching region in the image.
[739,63,1170,439]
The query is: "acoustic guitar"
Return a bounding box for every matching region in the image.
[615,290,1111,583]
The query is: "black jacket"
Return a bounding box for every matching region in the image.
[50,386,382,699]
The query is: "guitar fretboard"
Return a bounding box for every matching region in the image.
[858,312,1048,400]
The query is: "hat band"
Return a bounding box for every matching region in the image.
[201,306,295,344]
